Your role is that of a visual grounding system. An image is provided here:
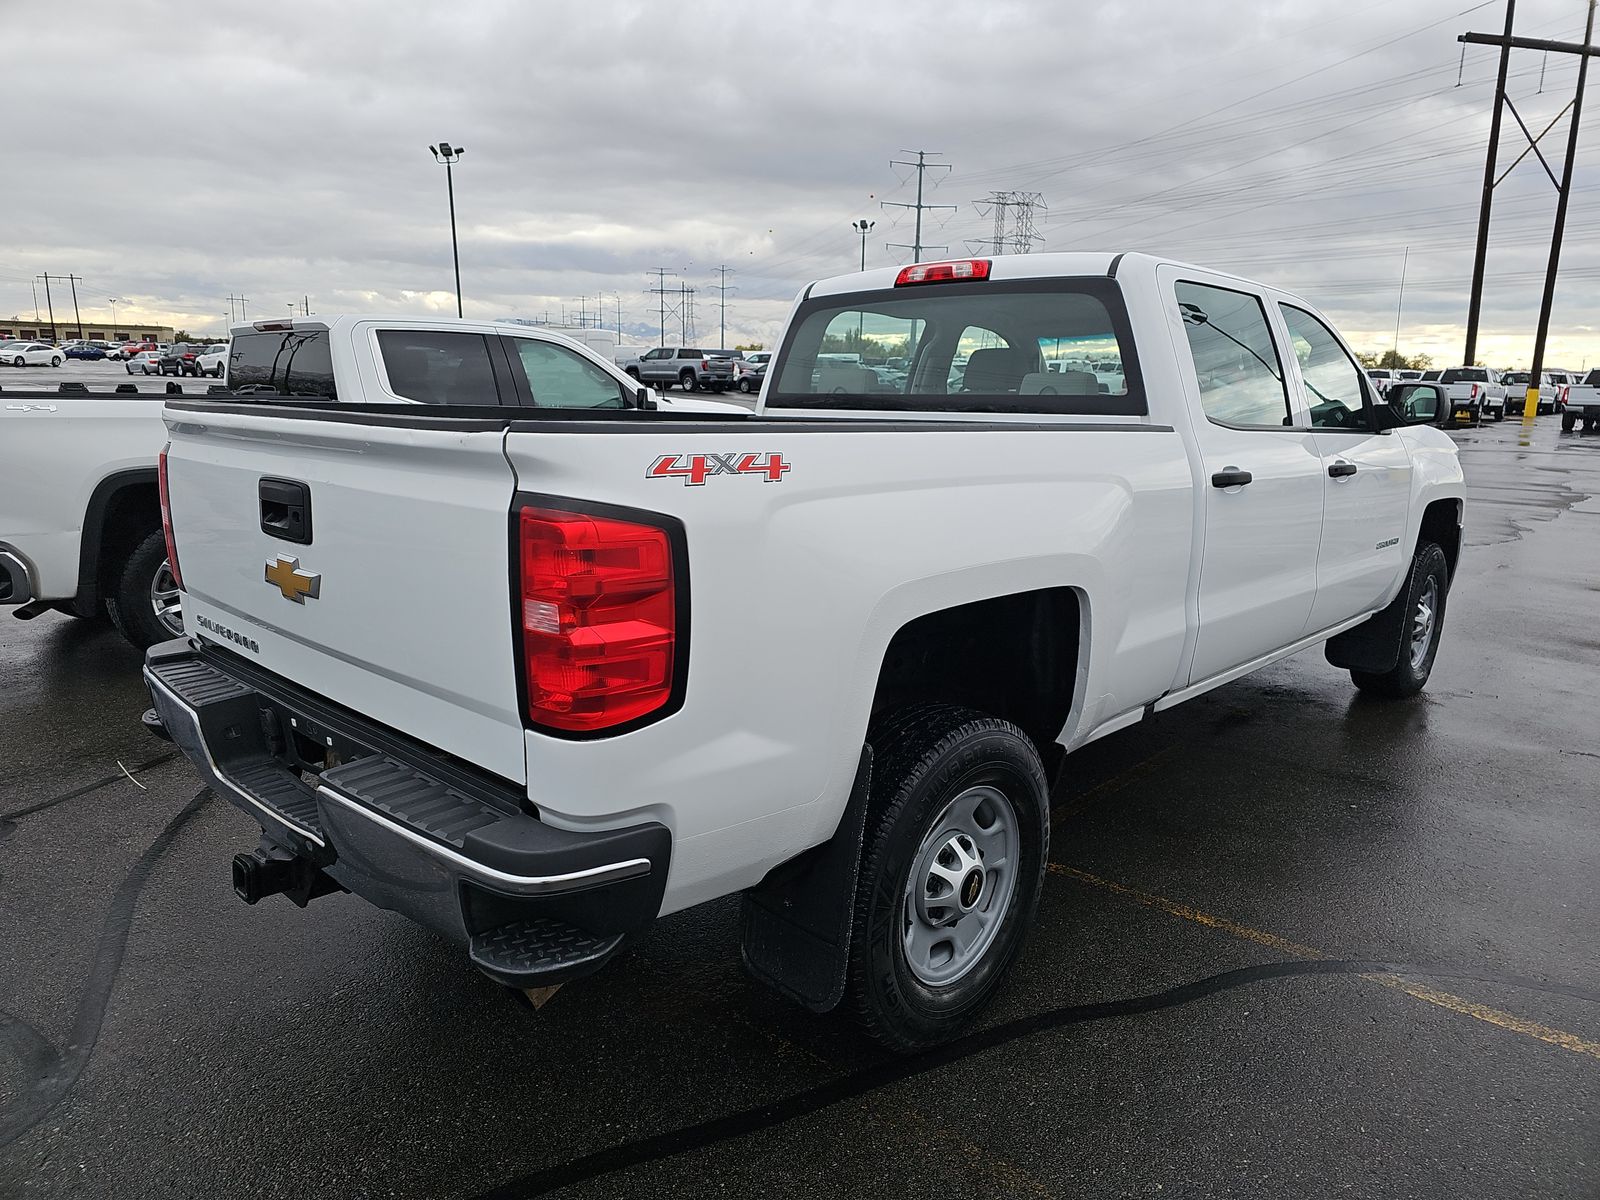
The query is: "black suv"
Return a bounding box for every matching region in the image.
[157,343,206,377]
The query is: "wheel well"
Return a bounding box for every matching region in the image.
[79,475,160,605]
[870,588,1081,765]
[1419,499,1462,582]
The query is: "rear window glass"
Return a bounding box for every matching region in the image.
[376,330,499,405]
[227,330,337,397]
[1440,368,1488,383]
[768,278,1144,416]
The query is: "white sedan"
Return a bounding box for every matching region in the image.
[5,342,63,367]
[125,350,163,375]
[195,343,228,379]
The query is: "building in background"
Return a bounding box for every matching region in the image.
[0,317,177,343]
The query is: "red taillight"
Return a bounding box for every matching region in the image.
[701,359,710,371]
[1470,383,1479,399]
[895,258,991,286]
[517,505,677,733]
[1561,385,1570,403]
[158,446,183,590]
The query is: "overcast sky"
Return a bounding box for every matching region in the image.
[4,0,1600,367]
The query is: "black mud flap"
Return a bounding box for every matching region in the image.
[1325,571,1415,674]
[738,747,872,1014]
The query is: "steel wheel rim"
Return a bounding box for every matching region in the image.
[150,560,183,636]
[902,784,1019,987]
[1409,575,1438,670]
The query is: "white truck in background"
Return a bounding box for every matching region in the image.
[1438,366,1508,423]
[1,319,730,648]
[146,253,1465,1052]
[1556,369,1600,431]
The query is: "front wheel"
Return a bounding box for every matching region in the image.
[1351,542,1448,699]
[849,704,1049,1053]
[50,356,61,367]
[11,356,23,367]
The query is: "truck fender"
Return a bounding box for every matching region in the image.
[74,467,159,606]
[738,746,872,1013]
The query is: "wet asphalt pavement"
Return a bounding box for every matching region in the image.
[2,416,1598,1199]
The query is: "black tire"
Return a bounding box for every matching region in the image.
[1350,542,1448,699]
[50,356,61,367]
[11,356,22,367]
[1491,405,1505,421]
[1562,410,1578,432]
[624,368,640,381]
[739,378,754,394]
[105,529,181,651]
[848,703,1049,1053]
[680,370,698,392]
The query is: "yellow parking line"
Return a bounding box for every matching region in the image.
[1049,864,1600,1064]
[1365,974,1600,1063]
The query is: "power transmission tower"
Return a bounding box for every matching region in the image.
[969,191,1048,254]
[645,268,676,346]
[678,283,698,342]
[707,265,736,349]
[883,150,956,263]
[1458,0,1597,415]
[228,294,250,324]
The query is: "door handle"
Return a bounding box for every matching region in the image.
[1210,467,1253,488]
[1327,462,1358,478]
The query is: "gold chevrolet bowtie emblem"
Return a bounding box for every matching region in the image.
[264,555,321,603]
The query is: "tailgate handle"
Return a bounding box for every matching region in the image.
[259,477,313,545]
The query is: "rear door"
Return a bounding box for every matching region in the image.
[1277,302,1413,632]
[1165,271,1326,683]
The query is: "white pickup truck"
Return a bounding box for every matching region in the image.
[145,253,1465,1051]
[1556,369,1600,432]
[1437,366,1508,424]
[1,318,721,648]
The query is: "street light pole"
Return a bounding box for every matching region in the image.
[108,296,123,333]
[852,219,875,344]
[428,142,466,318]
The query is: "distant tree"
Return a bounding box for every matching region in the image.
[735,341,764,351]
[1359,349,1433,371]
[173,329,192,342]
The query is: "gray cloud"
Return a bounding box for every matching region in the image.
[2,0,1597,365]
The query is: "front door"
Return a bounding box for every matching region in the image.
[1277,303,1414,632]
[1168,275,1326,684]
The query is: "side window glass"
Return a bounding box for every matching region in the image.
[511,339,627,409]
[376,330,498,406]
[1279,305,1370,430]
[1175,282,1290,428]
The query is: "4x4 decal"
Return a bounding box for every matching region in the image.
[647,452,791,485]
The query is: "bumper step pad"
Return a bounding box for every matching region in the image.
[469,918,623,988]
[318,755,505,849]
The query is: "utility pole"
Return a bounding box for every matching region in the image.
[304,295,310,316]
[35,275,56,340]
[1458,1,1599,414]
[31,279,39,323]
[1462,0,1516,368]
[1393,245,1409,364]
[883,149,956,263]
[707,265,736,349]
[646,268,675,346]
[67,274,82,338]
[612,293,622,338]
[229,294,249,324]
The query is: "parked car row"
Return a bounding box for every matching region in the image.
[123,342,228,378]
[0,336,229,379]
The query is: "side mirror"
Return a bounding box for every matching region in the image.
[635,385,656,410]
[1390,382,1442,425]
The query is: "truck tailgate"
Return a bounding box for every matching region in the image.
[163,407,527,784]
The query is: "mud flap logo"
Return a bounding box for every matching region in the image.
[647,452,791,485]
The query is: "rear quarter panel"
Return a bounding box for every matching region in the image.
[504,422,1193,913]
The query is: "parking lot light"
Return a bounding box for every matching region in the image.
[428,142,466,318]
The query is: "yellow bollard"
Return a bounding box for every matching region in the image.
[1522,385,1540,421]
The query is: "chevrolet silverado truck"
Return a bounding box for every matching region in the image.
[2,319,724,648]
[145,253,1465,1051]
[1556,369,1600,431]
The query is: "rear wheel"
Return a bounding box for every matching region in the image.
[739,378,754,394]
[680,369,698,392]
[1351,542,1448,699]
[105,530,183,650]
[849,704,1049,1052]
[1563,410,1578,432]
